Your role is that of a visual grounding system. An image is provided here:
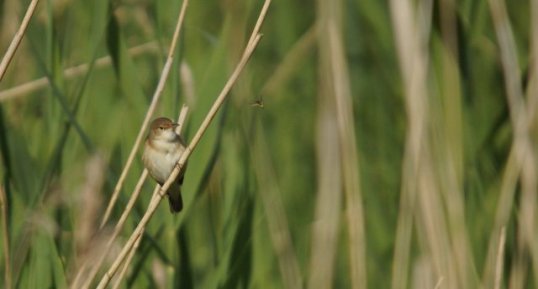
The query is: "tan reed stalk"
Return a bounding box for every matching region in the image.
[390,0,463,288]
[68,155,107,289]
[482,5,538,283]
[111,232,143,289]
[482,150,520,288]
[96,2,270,285]
[307,5,345,286]
[175,105,189,134]
[0,185,11,289]
[327,23,367,289]
[73,175,151,289]
[527,0,538,281]
[436,0,476,287]
[179,62,196,106]
[531,0,538,118]
[100,0,190,229]
[412,4,461,283]
[494,227,506,289]
[434,277,445,289]
[75,155,106,256]
[389,1,431,289]
[0,42,159,102]
[0,0,39,82]
[416,160,458,289]
[390,162,415,289]
[488,0,538,288]
[307,81,342,289]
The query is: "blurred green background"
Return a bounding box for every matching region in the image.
[0,0,536,288]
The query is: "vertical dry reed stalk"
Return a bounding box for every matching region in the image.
[416,159,458,289]
[100,0,190,228]
[0,0,39,82]
[310,0,367,288]
[75,155,106,257]
[307,81,342,289]
[482,151,520,288]
[307,4,356,288]
[0,185,11,289]
[434,277,445,289]
[389,1,430,288]
[488,0,538,288]
[482,13,538,284]
[529,0,538,142]
[494,227,507,289]
[68,155,109,289]
[524,0,538,282]
[436,1,477,287]
[411,257,436,289]
[179,62,196,106]
[390,1,462,289]
[328,24,367,289]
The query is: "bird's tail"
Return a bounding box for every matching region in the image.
[167,182,183,213]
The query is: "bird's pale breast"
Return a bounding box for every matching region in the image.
[143,139,183,184]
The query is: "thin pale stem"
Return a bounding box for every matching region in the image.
[494,227,507,289]
[488,1,538,288]
[389,0,432,288]
[0,0,40,82]
[111,233,143,289]
[75,171,151,289]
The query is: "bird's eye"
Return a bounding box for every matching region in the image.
[159,127,164,130]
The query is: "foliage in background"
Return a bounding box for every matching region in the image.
[0,0,536,288]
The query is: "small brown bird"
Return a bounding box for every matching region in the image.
[143,117,187,213]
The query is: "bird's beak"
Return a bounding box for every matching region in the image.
[173,123,180,127]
